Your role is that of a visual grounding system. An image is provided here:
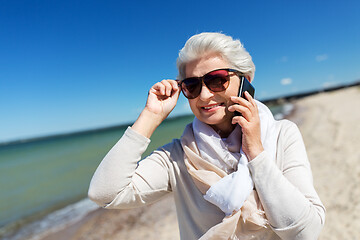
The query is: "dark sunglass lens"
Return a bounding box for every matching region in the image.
[181,78,202,99]
[204,70,229,92]
[206,77,228,91]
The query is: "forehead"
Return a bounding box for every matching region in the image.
[185,54,230,78]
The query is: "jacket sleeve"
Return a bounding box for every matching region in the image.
[248,120,325,240]
[88,127,172,209]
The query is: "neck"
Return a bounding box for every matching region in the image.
[210,123,236,138]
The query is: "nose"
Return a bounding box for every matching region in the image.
[198,82,214,100]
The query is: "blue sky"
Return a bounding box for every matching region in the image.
[1,0,359,142]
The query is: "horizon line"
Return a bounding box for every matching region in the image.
[1,80,359,146]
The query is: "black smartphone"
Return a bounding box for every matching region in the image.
[234,76,255,116]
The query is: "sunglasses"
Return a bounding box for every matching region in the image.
[177,68,244,99]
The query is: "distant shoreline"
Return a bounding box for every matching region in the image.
[2,80,359,147]
[0,114,194,147]
[261,80,360,105]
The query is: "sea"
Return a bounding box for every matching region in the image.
[0,104,292,240]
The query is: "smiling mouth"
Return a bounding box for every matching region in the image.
[201,103,224,110]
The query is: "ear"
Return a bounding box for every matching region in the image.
[246,75,252,82]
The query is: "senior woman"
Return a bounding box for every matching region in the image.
[88,32,325,239]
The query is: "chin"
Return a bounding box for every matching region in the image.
[197,113,229,126]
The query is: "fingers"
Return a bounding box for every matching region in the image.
[244,91,257,108]
[230,105,252,120]
[230,92,255,108]
[229,92,258,122]
[151,79,179,97]
[231,114,248,126]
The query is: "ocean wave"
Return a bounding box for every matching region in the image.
[1,198,99,240]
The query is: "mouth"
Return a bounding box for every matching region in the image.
[201,103,225,111]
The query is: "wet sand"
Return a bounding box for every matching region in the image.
[39,86,360,240]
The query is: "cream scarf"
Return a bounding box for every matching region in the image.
[180,100,280,239]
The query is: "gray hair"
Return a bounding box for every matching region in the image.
[176,32,255,81]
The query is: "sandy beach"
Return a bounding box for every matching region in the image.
[39,86,360,240]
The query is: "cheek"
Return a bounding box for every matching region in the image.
[228,78,240,96]
[224,84,240,102]
[220,88,238,106]
[188,99,199,113]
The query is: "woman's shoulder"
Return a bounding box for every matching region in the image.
[276,119,304,145]
[157,122,195,162]
[156,123,193,161]
[276,119,300,133]
[158,138,183,154]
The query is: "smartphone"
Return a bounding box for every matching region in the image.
[234,76,255,116]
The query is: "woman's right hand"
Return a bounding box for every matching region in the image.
[132,79,180,138]
[145,79,180,121]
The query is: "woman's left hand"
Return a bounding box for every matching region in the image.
[228,92,264,161]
